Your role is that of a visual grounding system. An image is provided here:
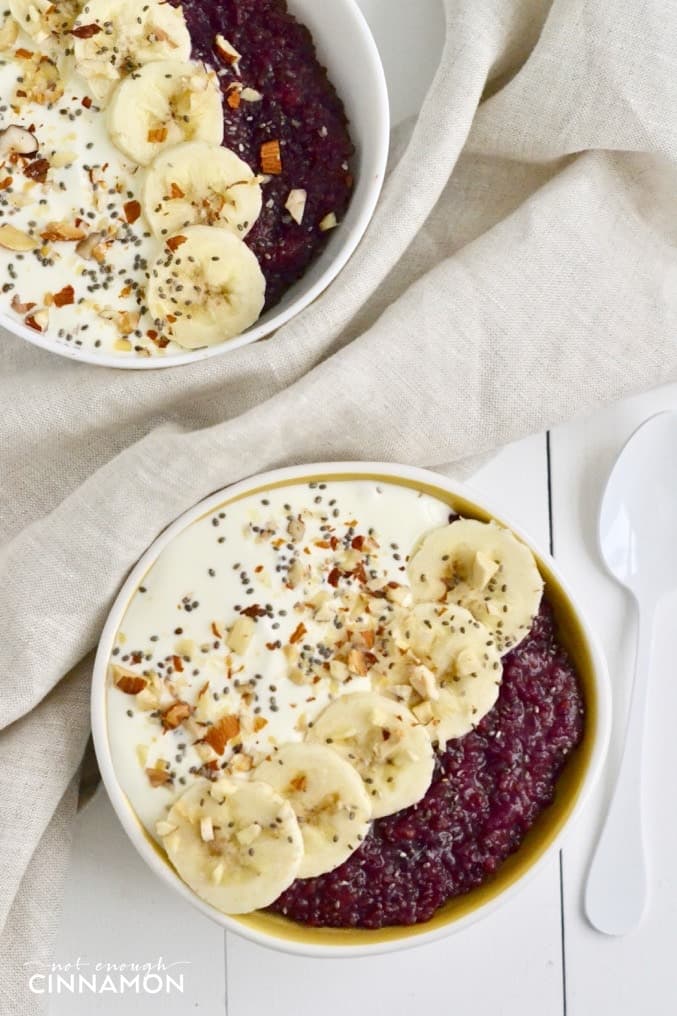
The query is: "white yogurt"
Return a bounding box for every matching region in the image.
[106,479,451,837]
[0,38,183,358]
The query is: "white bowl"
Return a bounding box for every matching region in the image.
[2,0,389,369]
[92,462,611,957]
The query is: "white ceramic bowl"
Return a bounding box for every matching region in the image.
[92,462,611,957]
[2,0,389,369]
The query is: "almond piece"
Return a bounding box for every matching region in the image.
[110,664,148,695]
[260,139,282,175]
[227,616,255,655]
[53,284,75,308]
[203,714,240,755]
[0,124,38,156]
[0,16,19,50]
[166,234,187,252]
[145,766,172,788]
[41,221,86,242]
[285,188,307,225]
[11,294,36,314]
[123,199,141,224]
[214,34,241,72]
[160,700,193,731]
[24,309,48,332]
[0,224,37,251]
[319,212,338,232]
[347,648,369,676]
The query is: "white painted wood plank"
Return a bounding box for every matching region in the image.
[550,382,677,1016]
[226,434,566,1016]
[48,791,226,1015]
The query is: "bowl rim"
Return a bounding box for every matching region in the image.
[91,461,611,957]
[1,0,390,370]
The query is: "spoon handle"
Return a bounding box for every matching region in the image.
[584,601,655,936]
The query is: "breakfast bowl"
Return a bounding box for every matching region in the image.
[91,462,611,956]
[0,0,389,368]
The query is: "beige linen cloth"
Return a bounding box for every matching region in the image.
[2,0,677,1008]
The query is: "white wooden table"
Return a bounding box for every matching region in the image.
[49,4,677,1012]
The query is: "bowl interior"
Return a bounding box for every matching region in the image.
[1,0,389,368]
[94,466,605,953]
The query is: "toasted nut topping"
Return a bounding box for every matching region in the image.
[319,212,338,232]
[260,139,282,175]
[285,188,307,225]
[0,224,37,251]
[0,124,38,156]
[214,34,241,71]
[111,664,148,695]
[53,285,75,308]
[41,220,86,242]
[203,714,240,755]
[146,766,172,788]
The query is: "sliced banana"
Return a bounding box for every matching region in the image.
[255,743,372,879]
[394,603,503,745]
[159,777,303,915]
[9,0,81,43]
[108,60,223,167]
[307,692,435,819]
[146,225,266,349]
[408,519,544,653]
[143,141,262,240]
[73,0,191,104]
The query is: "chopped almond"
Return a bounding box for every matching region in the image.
[203,714,240,755]
[70,23,102,39]
[24,310,48,332]
[253,717,268,733]
[289,774,307,793]
[289,622,307,645]
[23,157,49,183]
[226,85,241,109]
[41,221,86,242]
[123,199,141,224]
[348,649,369,676]
[161,700,193,730]
[169,182,185,199]
[147,126,168,144]
[111,664,148,695]
[145,766,172,788]
[285,188,307,225]
[11,294,36,314]
[53,284,75,308]
[214,34,241,70]
[166,234,187,252]
[0,224,37,251]
[260,139,282,175]
[319,212,338,232]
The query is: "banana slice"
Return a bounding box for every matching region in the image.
[143,141,262,240]
[158,777,303,915]
[307,692,435,819]
[108,60,223,167]
[146,225,266,349]
[394,603,503,745]
[408,519,544,653]
[9,0,81,43]
[73,0,191,104]
[255,743,372,879]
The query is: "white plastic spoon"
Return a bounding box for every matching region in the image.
[585,410,677,936]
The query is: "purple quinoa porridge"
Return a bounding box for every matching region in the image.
[177,0,355,309]
[270,600,585,929]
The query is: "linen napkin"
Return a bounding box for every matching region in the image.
[3,0,677,1009]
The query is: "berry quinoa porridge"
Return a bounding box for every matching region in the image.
[106,478,586,930]
[0,0,353,357]
[178,0,355,310]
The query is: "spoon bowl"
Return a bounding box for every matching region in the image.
[586,411,677,936]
